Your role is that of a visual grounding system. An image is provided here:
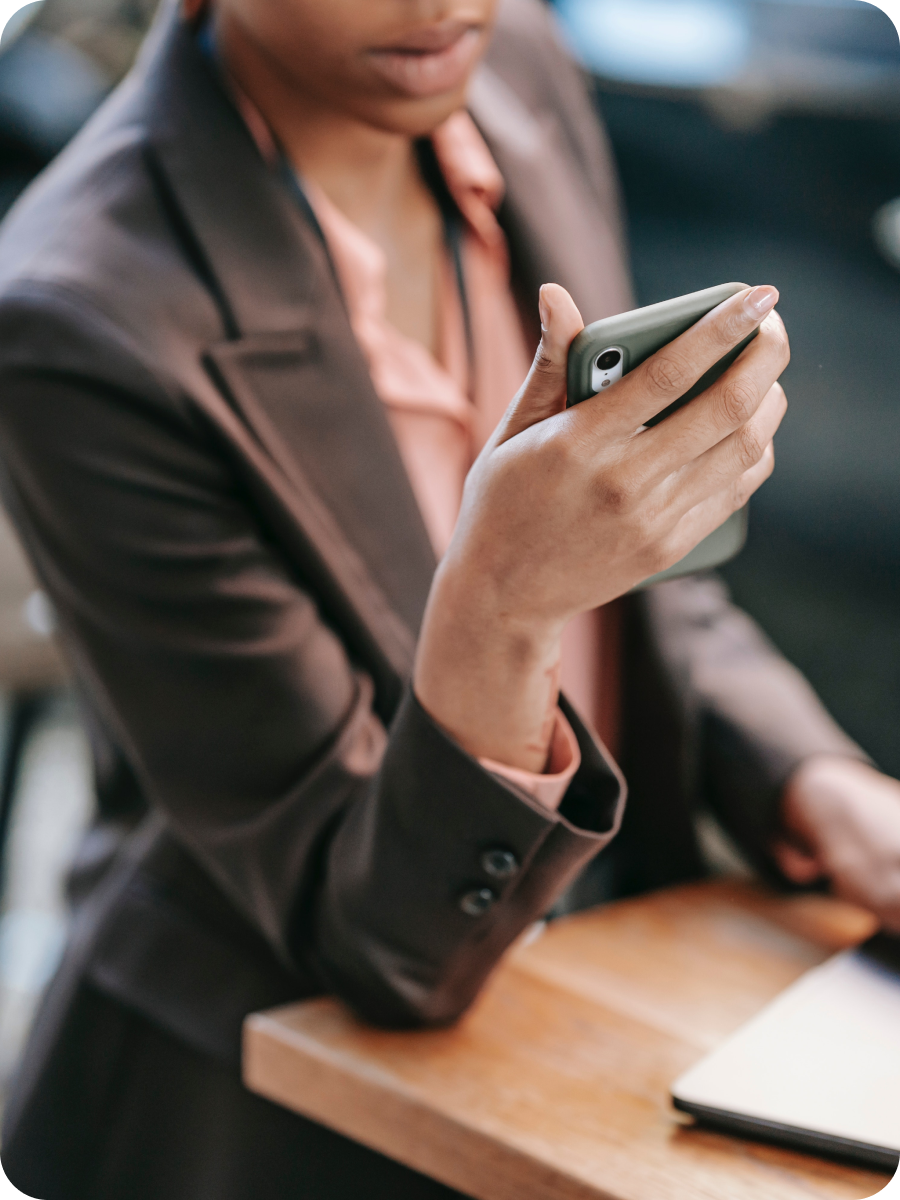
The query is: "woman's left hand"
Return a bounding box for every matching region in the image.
[777,755,900,932]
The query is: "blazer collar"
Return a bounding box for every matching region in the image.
[467,66,633,325]
[137,5,328,337]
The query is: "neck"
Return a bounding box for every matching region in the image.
[218,13,421,235]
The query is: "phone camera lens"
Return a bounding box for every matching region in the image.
[596,350,621,371]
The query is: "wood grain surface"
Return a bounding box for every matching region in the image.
[243,880,890,1200]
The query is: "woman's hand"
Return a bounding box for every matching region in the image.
[778,757,900,933]
[414,282,789,773]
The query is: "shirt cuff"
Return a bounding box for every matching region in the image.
[479,709,582,813]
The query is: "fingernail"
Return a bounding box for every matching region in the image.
[539,286,551,331]
[744,286,778,319]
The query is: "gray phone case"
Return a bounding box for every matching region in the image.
[567,282,756,589]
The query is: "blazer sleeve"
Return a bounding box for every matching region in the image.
[642,572,869,874]
[0,285,624,1027]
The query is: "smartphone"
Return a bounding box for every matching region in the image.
[567,282,758,589]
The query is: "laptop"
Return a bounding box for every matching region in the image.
[671,934,900,1172]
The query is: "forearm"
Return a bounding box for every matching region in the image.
[414,557,566,775]
[637,574,866,870]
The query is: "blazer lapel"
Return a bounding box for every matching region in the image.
[135,7,437,694]
[469,63,633,325]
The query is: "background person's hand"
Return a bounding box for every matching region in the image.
[415,282,790,773]
[777,756,900,933]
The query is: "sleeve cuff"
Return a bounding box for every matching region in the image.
[479,709,582,813]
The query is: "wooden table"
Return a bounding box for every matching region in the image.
[243,880,892,1200]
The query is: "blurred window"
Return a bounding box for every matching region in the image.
[554,0,752,87]
[552,0,900,121]
[0,0,41,44]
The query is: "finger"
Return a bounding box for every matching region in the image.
[633,312,789,483]
[497,283,584,444]
[772,839,826,885]
[830,873,900,934]
[647,446,775,575]
[579,284,780,438]
[661,383,787,517]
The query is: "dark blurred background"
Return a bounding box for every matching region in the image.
[0,0,898,1094]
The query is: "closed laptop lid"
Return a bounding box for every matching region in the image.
[671,934,900,1171]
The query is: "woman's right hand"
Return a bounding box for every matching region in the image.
[414,283,789,774]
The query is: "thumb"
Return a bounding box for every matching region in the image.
[499,283,584,443]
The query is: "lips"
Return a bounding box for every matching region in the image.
[367,22,484,99]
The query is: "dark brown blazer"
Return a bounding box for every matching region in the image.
[0,0,859,1094]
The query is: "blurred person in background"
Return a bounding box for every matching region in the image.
[0,0,898,1197]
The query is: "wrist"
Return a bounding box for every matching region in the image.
[421,557,563,670]
[414,559,564,772]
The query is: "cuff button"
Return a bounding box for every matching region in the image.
[459,887,497,916]
[481,848,519,880]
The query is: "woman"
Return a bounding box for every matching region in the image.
[0,0,898,1196]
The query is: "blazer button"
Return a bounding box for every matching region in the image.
[480,848,519,880]
[459,887,497,917]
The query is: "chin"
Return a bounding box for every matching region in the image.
[368,87,474,137]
